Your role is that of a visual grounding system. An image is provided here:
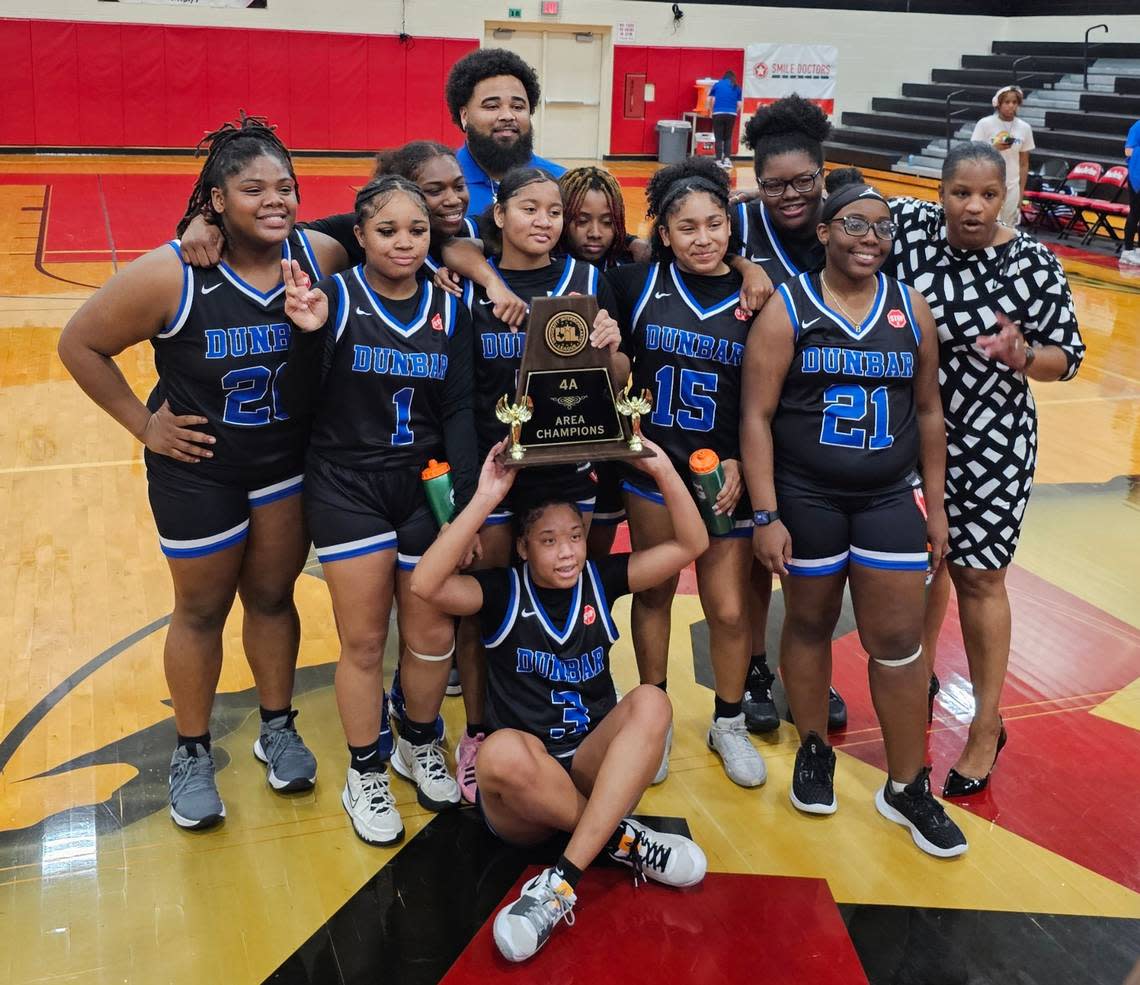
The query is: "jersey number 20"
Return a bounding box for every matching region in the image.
[820,384,893,450]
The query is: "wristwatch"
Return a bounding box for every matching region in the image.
[753,509,780,527]
[1022,342,1037,371]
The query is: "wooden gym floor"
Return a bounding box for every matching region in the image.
[0,155,1137,984]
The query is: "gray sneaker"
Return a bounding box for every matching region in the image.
[445,660,463,696]
[707,713,767,787]
[169,743,225,830]
[253,711,317,792]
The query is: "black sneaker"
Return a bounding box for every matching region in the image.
[742,662,780,733]
[789,731,837,815]
[827,686,848,730]
[875,767,968,858]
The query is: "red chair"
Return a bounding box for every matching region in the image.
[1024,161,1102,232]
[1072,165,1131,245]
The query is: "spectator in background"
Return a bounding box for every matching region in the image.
[1121,116,1140,266]
[971,85,1035,227]
[444,48,566,216]
[709,69,743,170]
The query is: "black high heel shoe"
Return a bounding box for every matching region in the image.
[942,719,1007,798]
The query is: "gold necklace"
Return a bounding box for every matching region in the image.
[820,272,874,328]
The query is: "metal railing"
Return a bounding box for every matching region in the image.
[945,88,972,155]
[1083,23,1108,92]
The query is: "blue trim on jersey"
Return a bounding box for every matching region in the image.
[484,568,520,647]
[736,202,749,245]
[758,202,799,279]
[786,555,849,577]
[630,262,659,329]
[550,257,577,297]
[523,563,581,646]
[333,273,350,342]
[587,263,599,296]
[461,278,475,312]
[898,283,921,347]
[217,241,289,306]
[463,216,479,238]
[354,265,432,336]
[316,531,398,564]
[159,521,250,559]
[159,241,194,339]
[777,282,799,339]
[296,228,323,281]
[423,254,441,274]
[585,561,620,645]
[670,263,741,321]
[247,474,304,507]
[396,552,421,571]
[621,479,665,505]
[483,511,513,526]
[849,546,928,572]
[800,272,888,341]
[444,291,457,338]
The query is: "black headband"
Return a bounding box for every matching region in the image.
[658,175,725,217]
[820,183,889,223]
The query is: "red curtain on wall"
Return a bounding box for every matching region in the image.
[0,17,475,150]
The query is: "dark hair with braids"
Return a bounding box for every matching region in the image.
[372,141,459,183]
[176,115,297,237]
[445,48,542,128]
[558,166,630,266]
[478,166,561,257]
[353,175,430,226]
[644,156,734,261]
[742,94,831,174]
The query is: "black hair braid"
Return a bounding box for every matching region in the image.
[372,141,458,182]
[353,174,430,226]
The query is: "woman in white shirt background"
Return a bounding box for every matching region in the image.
[972,85,1035,227]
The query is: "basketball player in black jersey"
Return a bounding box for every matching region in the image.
[59,118,348,830]
[445,167,626,805]
[606,158,767,790]
[280,176,479,845]
[411,438,708,963]
[742,169,967,857]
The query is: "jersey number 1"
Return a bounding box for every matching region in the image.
[820,384,893,449]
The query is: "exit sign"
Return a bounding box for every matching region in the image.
[541,0,560,14]
[508,7,521,17]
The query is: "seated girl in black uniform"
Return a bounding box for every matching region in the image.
[279,175,479,847]
[411,437,708,963]
[59,117,349,830]
[605,157,767,789]
[741,168,968,857]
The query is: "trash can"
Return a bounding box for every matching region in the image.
[656,120,692,164]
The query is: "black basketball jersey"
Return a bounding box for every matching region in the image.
[306,266,469,471]
[149,229,323,477]
[482,561,620,759]
[732,201,824,287]
[773,271,922,492]
[624,261,748,472]
[470,255,600,456]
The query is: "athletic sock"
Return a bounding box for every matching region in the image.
[401,716,438,746]
[177,732,211,754]
[349,738,386,774]
[889,778,909,794]
[714,696,743,721]
[748,653,768,677]
[466,722,486,739]
[652,679,668,693]
[553,854,583,891]
[259,704,292,725]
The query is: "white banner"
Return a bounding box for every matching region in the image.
[743,43,837,117]
[100,1,267,7]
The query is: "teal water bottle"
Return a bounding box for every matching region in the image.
[421,459,456,527]
[688,449,734,536]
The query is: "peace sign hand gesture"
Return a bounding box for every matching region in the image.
[281,259,327,332]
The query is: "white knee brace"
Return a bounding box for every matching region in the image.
[406,643,456,663]
[873,645,922,668]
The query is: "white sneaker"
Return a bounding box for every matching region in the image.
[392,736,461,811]
[707,713,767,787]
[493,867,577,962]
[1120,248,1140,265]
[342,768,404,846]
[651,723,673,785]
[608,817,707,887]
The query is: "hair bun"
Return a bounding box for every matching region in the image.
[825,166,864,194]
[743,93,831,151]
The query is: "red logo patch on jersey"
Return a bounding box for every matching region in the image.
[734,306,751,321]
[431,313,444,332]
[887,308,907,329]
[583,605,596,626]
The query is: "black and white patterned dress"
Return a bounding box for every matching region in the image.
[884,198,1085,570]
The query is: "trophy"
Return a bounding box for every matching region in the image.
[494,295,654,467]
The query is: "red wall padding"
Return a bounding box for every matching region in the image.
[0,18,475,150]
[610,45,745,156]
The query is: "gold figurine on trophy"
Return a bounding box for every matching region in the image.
[615,386,653,453]
[495,394,534,461]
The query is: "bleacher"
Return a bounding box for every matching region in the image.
[826,39,1140,181]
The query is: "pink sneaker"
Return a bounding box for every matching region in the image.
[456,731,484,805]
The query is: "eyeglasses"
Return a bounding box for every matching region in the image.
[758,167,823,197]
[830,215,897,241]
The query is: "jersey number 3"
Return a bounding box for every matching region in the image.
[549,690,590,741]
[820,384,893,450]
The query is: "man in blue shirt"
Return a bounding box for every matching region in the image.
[1123,118,1140,265]
[708,70,742,169]
[446,48,566,217]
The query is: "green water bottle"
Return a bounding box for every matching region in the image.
[688,449,734,536]
[421,459,456,527]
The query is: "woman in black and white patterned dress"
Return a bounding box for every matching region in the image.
[884,142,1085,797]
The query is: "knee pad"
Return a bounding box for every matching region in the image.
[872,645,922,668]
[407,642,456,663]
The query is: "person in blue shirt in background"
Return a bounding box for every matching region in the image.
[445,48,566,216]
[709,69,743,170]
[1122,118,1140,266]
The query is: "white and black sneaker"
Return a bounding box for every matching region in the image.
[743,662,780,733]
[875,767,968,858]
[651,723,673,785]
[391,737,460,811]
[790,731,837,815]
[342,767,404,846]
[493,867,577,963]
[608,818,707,888]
